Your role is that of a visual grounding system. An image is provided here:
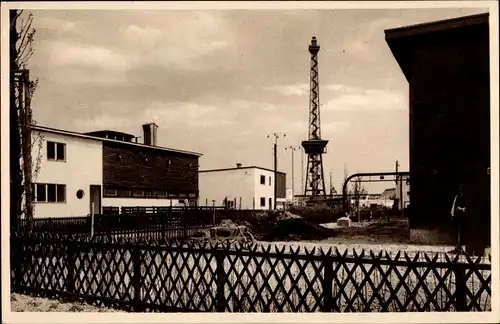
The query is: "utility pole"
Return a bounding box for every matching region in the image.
[301,147,304,195]
[268,133,286,210]
[285,145,300,200]
[329,170,333,196]
[395,160,400,211]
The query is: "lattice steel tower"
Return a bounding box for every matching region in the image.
[302,36,328,199]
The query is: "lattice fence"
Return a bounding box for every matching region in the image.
[11,233,491,312]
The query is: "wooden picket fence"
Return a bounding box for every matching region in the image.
[18,207,217,241]
[10,232,491,312]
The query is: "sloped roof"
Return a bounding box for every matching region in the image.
[380,188,396,200]
[32,125,202,157]
[385,13,489,81]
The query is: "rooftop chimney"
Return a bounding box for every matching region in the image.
[236,163,242,168]
[142,123,158,146]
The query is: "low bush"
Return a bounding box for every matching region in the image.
[287,204,342,224]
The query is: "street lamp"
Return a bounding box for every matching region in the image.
[267,133,286,210]
[285,145,301,200]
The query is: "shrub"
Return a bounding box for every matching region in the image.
[287,204,342,224]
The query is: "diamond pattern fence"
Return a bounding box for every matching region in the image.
[11,232,491,312]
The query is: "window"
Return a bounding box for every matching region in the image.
[269,176,272,186]
[57,185,66,202]
[132,190,144,198]
[155,190,167,198]
[47,184,56,202]
[76,190,85,199]
[47,141,65,161]
[260,197,266,207]
[260,175,265,185]
[36,184,46,202]
[104,188,118,197]
[269,198,272,209]
[34,183,65,203]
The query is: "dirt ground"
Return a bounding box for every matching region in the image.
[320,218,411,245]
[10,293,124,312]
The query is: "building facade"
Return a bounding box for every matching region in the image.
[31,123,201,218]
[385,13,491,245]
[199,164,286,210]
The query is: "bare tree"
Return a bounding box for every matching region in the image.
[10,9,43,230]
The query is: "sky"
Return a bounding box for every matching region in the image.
[27,6,489,194]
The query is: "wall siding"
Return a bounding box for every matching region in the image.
[102,141,199,195]
[405,23,490,244]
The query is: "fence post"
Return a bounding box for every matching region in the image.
[132,247,142,311]
[322,255,334,312]
[66,240,76,301]
[90,203,95,238]
[454,264,467,311]
[183,206,188,238]
[212,200,216,227]
[161,212,166,241]
[215,249,226,312]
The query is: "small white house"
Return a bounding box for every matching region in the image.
[199,164,286,210]
[31,127,103,218]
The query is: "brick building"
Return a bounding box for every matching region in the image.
[30,123,201,217]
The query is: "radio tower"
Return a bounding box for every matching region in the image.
[302,36,328,200]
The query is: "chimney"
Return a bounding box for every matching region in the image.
[236,163,242,168]
[142,123,158,146]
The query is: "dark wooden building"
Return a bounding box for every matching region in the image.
[84,124,201,206]
[385,13,491,247]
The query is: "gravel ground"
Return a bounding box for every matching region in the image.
[10,293,125,312]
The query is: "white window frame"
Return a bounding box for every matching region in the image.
[47,141,66,162]
[34,183,66,203]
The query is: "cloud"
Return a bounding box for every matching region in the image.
[322,121,352,133]
[119,12,232,71]
[36,16,75,32]
[47,41,130,71]
[324,84,350,92]
[142,102,237,128]
[123,25,162,46]
[322,84,406,112]
[74,114,136,131]
[263,83,309,96]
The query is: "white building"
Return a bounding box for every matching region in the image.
[199,164,286,210]
[31,127,103,218]
[30,124,202,218]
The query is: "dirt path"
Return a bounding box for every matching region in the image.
[10,293,124,312]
